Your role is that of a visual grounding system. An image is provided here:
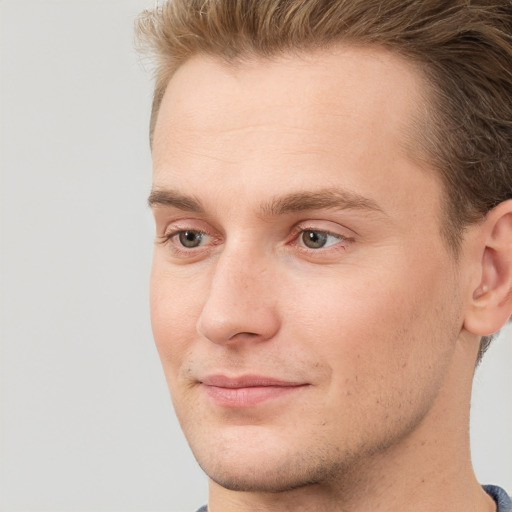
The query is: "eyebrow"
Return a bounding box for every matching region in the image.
[148,187,384,216]
[260,188,384,216]
[148,189,204,212]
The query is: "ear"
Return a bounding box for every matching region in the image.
[464,200,512,336]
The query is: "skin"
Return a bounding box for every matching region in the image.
[149,46,510,512]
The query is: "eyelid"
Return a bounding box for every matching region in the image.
[158,217,216,239]
[160,227,208,243]
[290,221,353,240]
[156,219,355,260]
[160,227,218,249]
[158,229,219,263]
[288,222,354,253]
[155,218,222,260]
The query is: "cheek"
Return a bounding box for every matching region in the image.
[289,276,455,445]
[149,263,204,373]
[286,256,459,387]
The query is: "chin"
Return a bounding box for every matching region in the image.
[197,453,338,493]
[186,425,355,493]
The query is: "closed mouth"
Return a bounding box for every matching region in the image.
[200,374,309,407]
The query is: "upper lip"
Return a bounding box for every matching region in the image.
[200,375,307,388]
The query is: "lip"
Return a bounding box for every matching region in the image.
[200,374,308,408]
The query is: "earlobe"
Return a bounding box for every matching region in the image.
[464,200,512,336]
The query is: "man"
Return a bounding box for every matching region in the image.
[137,1,512,511]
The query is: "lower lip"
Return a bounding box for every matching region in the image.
[203,384,306,408]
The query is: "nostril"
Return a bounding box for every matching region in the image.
[227,331,260,342]
[196,306,280,346]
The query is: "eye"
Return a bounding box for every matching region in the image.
[301,229,341,249]
[178,230,205,248]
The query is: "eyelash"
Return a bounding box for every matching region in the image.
[158,228,213,257]
[289,225,350,253]
[159,225,352,258]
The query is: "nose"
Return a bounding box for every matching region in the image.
[196,247,280,345]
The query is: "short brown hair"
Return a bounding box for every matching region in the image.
[136,0,512,357]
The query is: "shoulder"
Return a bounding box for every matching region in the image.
[483,485,512,512]
[195,507,207,512]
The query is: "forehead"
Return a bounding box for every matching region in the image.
[153,45,425,151]
[151,46,437,220]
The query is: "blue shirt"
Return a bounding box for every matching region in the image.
[484,485,512,512]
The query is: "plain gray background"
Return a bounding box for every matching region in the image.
[0,1,510,511]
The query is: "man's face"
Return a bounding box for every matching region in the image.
[150,47,468,492]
